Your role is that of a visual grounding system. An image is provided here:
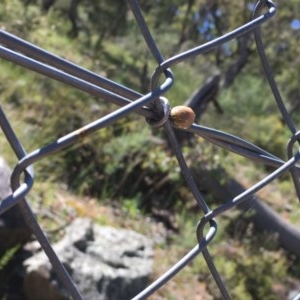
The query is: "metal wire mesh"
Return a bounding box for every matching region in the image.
[0,0,299,299]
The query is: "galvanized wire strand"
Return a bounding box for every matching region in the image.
[164,121,210,213]
[150,0,276,89]
[128,0,165,65]
[0,45,151,115]
[8,70,174,200]
[0,107,30,163]
[0,107,83,300]
[253,0,297,134]
[128,0,174,127]
[197,152,300,234]
[287,132,300,200]
[133,245,202,300]
[146,96,171,127]
[189,124,288,168]
[19,199,84,300]
[0,30,141,101]
[253,0,300,207]
[132,220,217,300]
[163,121,230,298]
[0,106,34,213]
[201,247,231,300]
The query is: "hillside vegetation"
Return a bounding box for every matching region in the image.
[0,0,300,299]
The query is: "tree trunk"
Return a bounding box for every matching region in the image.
[191,167,300,257]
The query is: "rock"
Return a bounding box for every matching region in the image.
[23,218,153,300]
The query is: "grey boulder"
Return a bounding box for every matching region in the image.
[23,218,153,300]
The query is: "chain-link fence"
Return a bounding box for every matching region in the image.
[0,0,299,299]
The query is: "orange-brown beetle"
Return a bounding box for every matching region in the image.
[170,106,195,129]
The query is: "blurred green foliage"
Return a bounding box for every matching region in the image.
[0,1,300,298]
